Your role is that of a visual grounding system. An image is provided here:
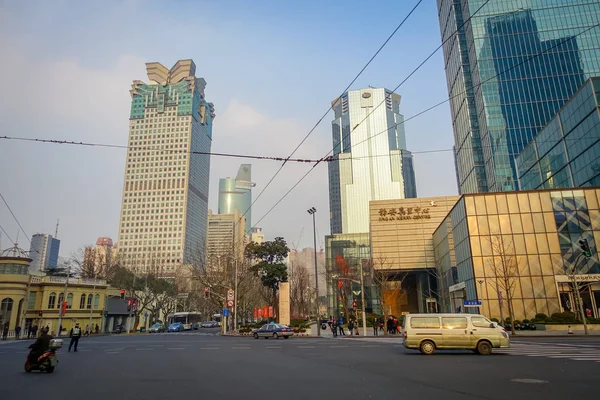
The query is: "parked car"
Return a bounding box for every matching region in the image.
[201,321,214,328]
[112,325,127,334]
[252,323,294,339]
[191,322,200,330]
[168,322,184,332]
[149,323,165,333]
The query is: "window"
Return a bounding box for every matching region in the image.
[67,293,73,309]
[93,294,100,310]
[442,317,468,329]
[27,292,37,309]
[48,292,56,309]
[471,316,492,328]
[87,294,93,310]
[80,294,86,309]
[410,317,440,329]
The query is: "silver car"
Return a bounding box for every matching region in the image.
[252,323,294,339]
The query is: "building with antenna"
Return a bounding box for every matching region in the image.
[328,87,417,235]
[218,164,255,233]
[116,59,215,277]
[29,233,60,273]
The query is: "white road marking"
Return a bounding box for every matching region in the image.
[329,345,349,348]
[167,348,185,350]
[232,347,251,350]
[199,347,220,350]
[135,348,153,351]
[266,346,282,349]
[297,346,315,349]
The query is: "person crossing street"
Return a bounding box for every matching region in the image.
[68,322,82,352]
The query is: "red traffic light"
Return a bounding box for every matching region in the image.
[38,311,43,317]
[120,289,125,299]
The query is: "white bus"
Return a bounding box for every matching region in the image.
[169,312,202,331]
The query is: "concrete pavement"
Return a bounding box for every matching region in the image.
[0,329,599,399]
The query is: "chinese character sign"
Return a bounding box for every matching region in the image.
[377,207,431,222]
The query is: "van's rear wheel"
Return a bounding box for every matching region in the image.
[476,340,492,355]
[419,340,435,355]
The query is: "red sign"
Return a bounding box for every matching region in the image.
[258,309,263,318]
[268,306,274,318]
[263,306,268,318]
[61,301,68,316]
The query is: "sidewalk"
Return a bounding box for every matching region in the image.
[310,324,397,338]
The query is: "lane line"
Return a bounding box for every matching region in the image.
[297,346,315,349]
[329,345,349,348]
[199,348,220,350]
[167,348,185,350]
[135,348,153,351]
[266,346,282,349]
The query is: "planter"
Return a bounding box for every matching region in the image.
[536,324,600,331]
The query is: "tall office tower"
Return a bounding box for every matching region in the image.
[117,60,215,276]
[218,164,255,233]
[328,87,417,234]
[437,1,600,193]
[29,233,60,272]
[206,210,247,263]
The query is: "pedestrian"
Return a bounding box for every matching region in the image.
[15,325,21,339]
[338,317,345,336]
[32,324,38,338]
[27,324,32,339]
[95,324,99,334]
[68,322,82,352]
[348,320,354,336]
[2,324,8,340]
[372,317,378,336]
[331,319,338,337]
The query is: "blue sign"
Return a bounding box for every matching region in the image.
[144,313,148,318]
[223,308,229,316]
[464,300,482,306]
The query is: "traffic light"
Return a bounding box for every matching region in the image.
[579,239,592,257]
[352,301,357,308]
[204,287,210,299]
[133,299,138,312]
[120,289,125,299]
[104,310,108,317]
[127,298,132,312]
[38,311,43,317]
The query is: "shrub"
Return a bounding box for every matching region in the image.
[522,319,530,324]
[490,317,499,323]
[535,313,548,321]
[549,312,576,323]
[514,320,522,326]
[504,317,512,323]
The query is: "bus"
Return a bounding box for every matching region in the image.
[169,312,203,331]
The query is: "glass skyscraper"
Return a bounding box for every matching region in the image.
[218,164,255,233]
[328,87,417,234]
[117,60,215,276]
[437,0,600,193]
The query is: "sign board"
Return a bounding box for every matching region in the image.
[464,300,482,307]
[177,293,189,299]
[223,308,229,317]
[227,300,234,307]
[555,274,600,283]
[144,313,148,318]
[426,298,437,303]
[449,282,466,292]
[227,289,235,301]
[378,207,431,222]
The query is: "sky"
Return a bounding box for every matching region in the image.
[0,0,458,258]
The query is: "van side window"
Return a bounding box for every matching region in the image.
[441,317,467,329]
[471,316,491,328]
[410,317,440,329]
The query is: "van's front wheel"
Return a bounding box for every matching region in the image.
[476,340,492,355]
[419,340,435,355]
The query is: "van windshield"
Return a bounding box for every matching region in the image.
[471,316,492,328]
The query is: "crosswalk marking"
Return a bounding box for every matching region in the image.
[495,344,600,363]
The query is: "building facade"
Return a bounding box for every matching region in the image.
[206,210,246,263]
[250,227,264,244]
[369,196,460,314]
[0,250,108,337]
[328,87,417,235]
[517,78,600,190]
[29,233,60,273]
[218,164,255,233]
[433,189,600,321]
[288,248,326,297]
[437,0,600,193]
[83,237,115,278]
[117,60,215,277]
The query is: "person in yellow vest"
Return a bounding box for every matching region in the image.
[68,322,82,352]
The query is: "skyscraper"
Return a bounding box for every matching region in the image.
[117,60,215,276]
[437,0,600,193]
[29,233,60,272]
[206,209,246,263]
[328,87,417,234]
[218,164,255,233]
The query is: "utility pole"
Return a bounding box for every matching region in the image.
[359,260,367,337]
[307,207,320,336]
[571,252,589,335]
[56,264,71,337]
[20,274,33,339]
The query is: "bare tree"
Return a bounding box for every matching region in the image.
[485,232,520,335]
[289,263,311,317]
[367,256,409,335]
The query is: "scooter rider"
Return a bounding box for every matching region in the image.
[28,327,51,364]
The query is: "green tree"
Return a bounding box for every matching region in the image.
[245,237,289,319]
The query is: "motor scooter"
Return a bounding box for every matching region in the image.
[25,339,62,373]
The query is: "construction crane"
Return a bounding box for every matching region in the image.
[291,227,304,252]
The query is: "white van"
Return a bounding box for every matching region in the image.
[402,313,509,355]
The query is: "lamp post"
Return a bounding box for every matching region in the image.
[307,207,320,337]
[56,264,71,337]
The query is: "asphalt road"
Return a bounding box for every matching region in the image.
[1,332,598,400]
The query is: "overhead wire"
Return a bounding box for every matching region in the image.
[0,191,40,254]
[250,21,600,231]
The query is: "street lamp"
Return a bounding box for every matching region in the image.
[307,207,320,337]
